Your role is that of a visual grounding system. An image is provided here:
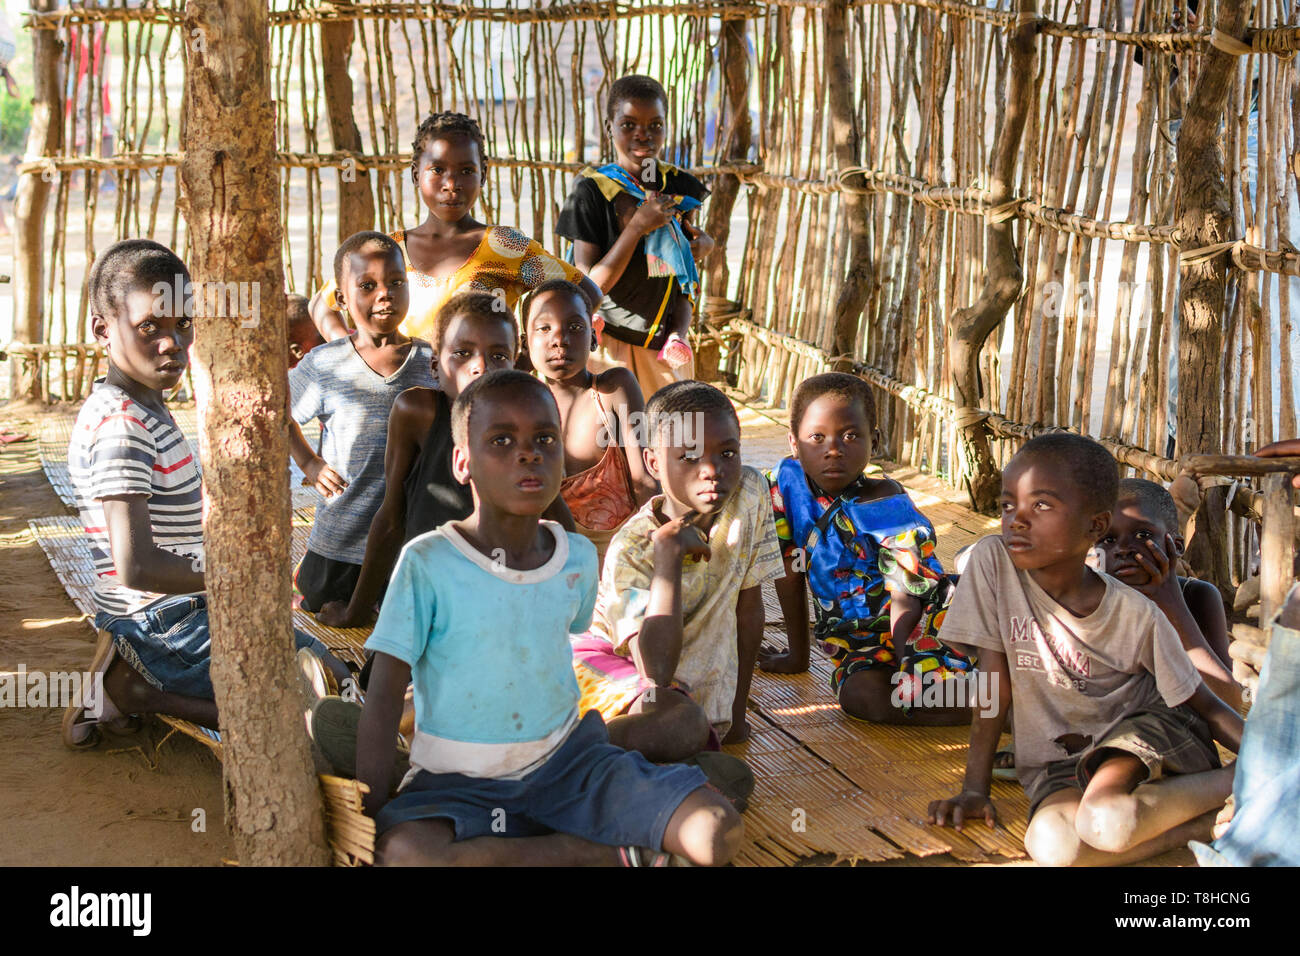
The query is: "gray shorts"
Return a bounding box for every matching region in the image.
[1025,703,1220,818]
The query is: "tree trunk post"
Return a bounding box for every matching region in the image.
[1173,0,1250,592]
[179,0,330,866]
[824,0,873,363]
[11,0,65,401]
[947,3,1039,513]
[319,0,375,244]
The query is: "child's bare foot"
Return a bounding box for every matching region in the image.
[757,644,807,674]
[720,718,750,745]
[1212,794,1234,840]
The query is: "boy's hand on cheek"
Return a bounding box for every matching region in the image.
[652,514,711,564]
[1130,533,1181,606]
[304,456,348,498]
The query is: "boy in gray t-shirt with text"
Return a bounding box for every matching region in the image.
[927,434,1243,866]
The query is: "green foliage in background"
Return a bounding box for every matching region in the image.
[0,83,32,151]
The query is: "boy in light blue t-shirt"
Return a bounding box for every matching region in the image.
[356,370,741,866]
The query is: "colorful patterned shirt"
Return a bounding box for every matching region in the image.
[765,456,946,661]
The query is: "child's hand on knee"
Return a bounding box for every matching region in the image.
[304,456,348,498]
[927,790,999,831]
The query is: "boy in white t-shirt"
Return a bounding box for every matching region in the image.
[356,370,741,866]
[928,433,1242,866]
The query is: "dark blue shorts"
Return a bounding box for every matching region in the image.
[376,710,707,851]
[96,594,329,699]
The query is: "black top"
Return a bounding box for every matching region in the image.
[556,164,710,351]
[403,389,474,541]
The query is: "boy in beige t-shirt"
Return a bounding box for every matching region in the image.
[928,434,1243,866]
[571,382,783,762]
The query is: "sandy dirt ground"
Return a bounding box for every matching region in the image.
[0,404,232,866]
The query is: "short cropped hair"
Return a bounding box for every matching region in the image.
[411,111,488,179]
[521,278,589,330]
[1118,477,1180,535]
[451,368,555,449]
[644,379,738,446]
[88,239,189,318]
[1011,433,1118,516]
[432,290,519,356]
[789,372,877,434]
[286,293,312,323]
[333,231,403,290]
[607,74,668,119]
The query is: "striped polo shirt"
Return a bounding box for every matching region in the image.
[69,381,205,616]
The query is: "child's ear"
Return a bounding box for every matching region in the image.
[90,314,110,345]
[787,431,799,458]
[1171,532,1186,557]
[643,445,661,482]
[871,426,882,458]
[451,445,472,485]
[590,330,598,352]
[1088,510,1112,543]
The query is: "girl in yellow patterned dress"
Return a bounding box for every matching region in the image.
[310,112,602,343]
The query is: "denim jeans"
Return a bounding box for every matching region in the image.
[96,594,327,700]
[1191,622,1300,866]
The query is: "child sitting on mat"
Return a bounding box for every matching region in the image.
[309,111,601,343]
[289,231,435,613]
[523,278,656,568]
[1097,477,1241,709]
[928,433,1242,865]
[556,74,714,401]
[63,239,344,745]
[571,381,784,762]
[761,372,974,724]
[357,370,741,866]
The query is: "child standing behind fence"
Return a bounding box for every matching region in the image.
[310,111,602,343]
[557,75,715,402]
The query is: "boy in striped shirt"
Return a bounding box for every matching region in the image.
[63,239,341,747]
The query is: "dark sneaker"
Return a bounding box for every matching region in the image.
[684,751,754,812]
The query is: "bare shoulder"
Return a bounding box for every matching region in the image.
[593,366,643,404]
[854,475,906,502]
[392,386,440,428]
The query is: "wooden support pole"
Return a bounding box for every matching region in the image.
[179,0,330,866]
[948,2,1039,513]
[1173,0,1251,591]
[702,16,751,296]
[11,0,65,401]
[320,0,375,244]
[1260,473,1297,625]
[823,0,873,363]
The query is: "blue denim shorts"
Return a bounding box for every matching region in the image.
[376,710,707,851]
[96,594,327,700]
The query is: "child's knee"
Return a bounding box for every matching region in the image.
[687,792,744,866]
[1024,807,1086,867]
[1075,790,1141,854]
[838,672,897,723]
[374,820,453,866]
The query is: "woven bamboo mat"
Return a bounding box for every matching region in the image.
[38,408,324,513]
[30,401,1033,865]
